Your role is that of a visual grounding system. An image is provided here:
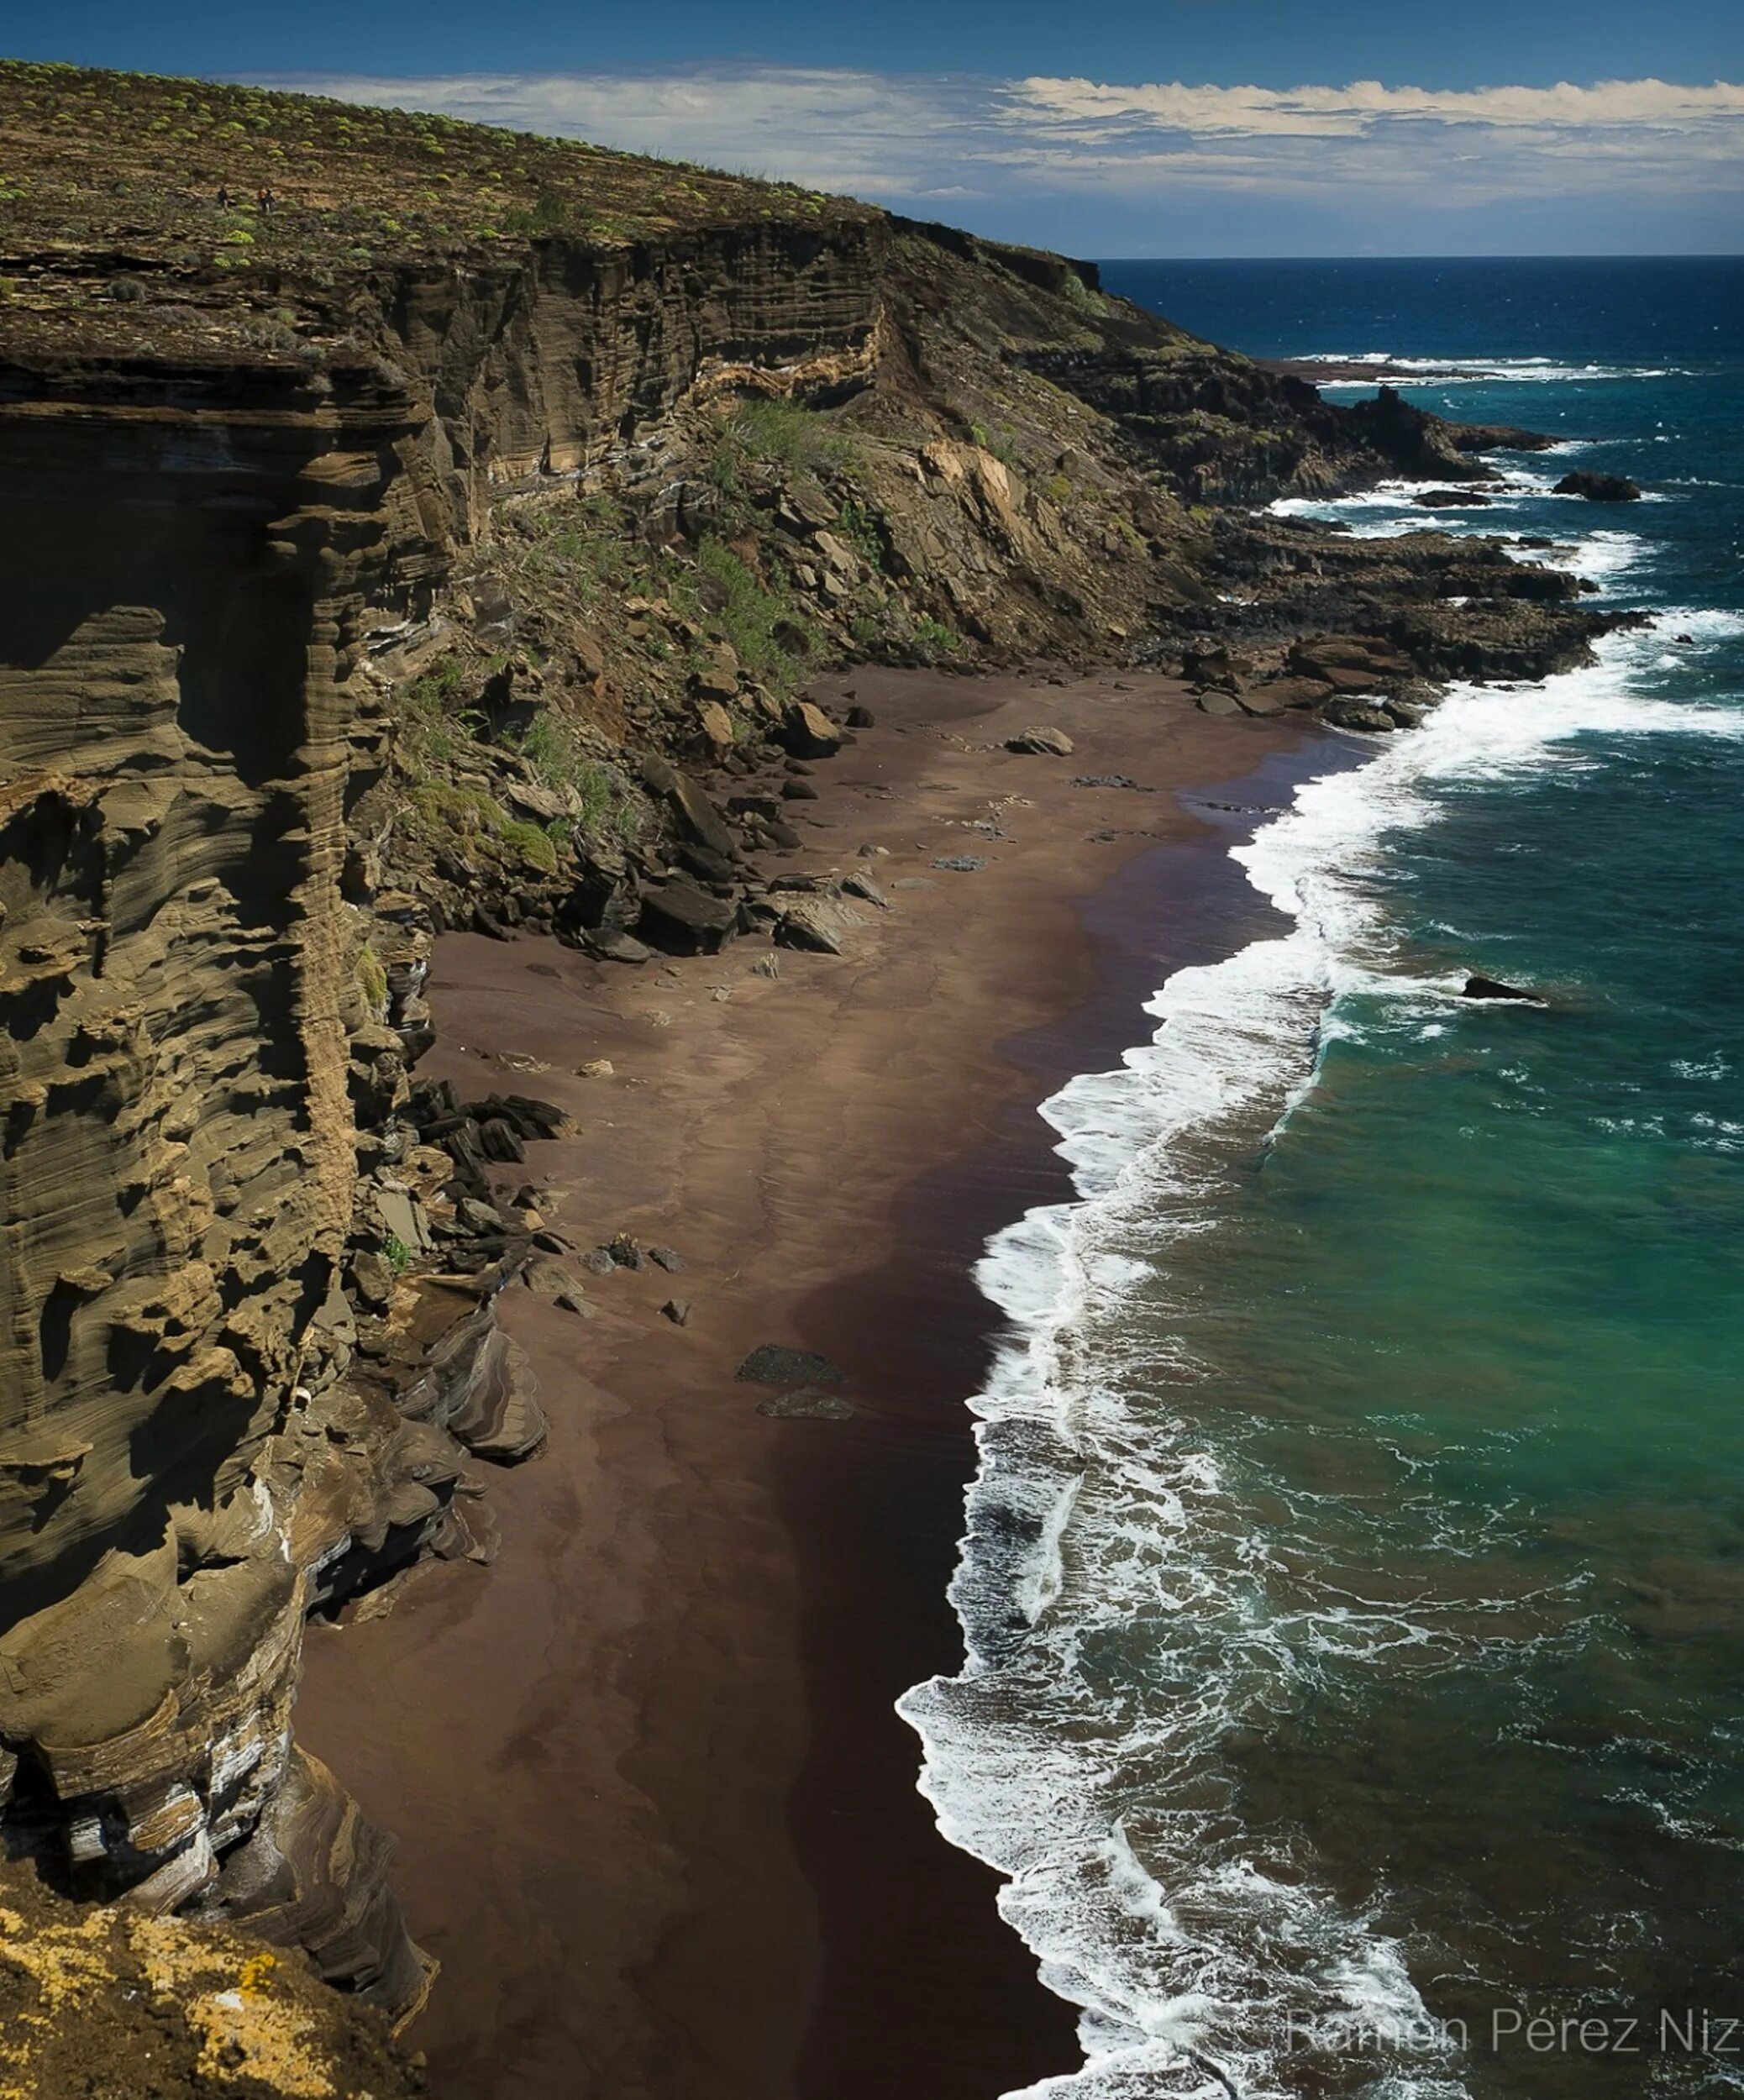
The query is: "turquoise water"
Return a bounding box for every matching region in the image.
[903,261,1744,2097]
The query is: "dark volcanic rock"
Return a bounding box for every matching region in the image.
[1250,675,1334,711]
[637,877,739,955]
[1321,697,1396,733]
[779,700,846,759]
[1417,487,1492,507]
[1555,470,1642,502]
[736,1344,846,1385]
[1463,974,1543,1002]
[478,1117,527,1164]
[840,870,890,908]
[755,1388,856,1420]
[642,757,738,858]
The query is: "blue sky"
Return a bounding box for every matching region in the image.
[13,3,1744,253]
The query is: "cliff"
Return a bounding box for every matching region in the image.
[0,60,1626,2086]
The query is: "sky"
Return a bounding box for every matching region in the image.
[11,3,1744,254]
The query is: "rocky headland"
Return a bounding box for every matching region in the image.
[0,60,1635,2093]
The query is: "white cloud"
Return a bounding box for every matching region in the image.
[265,65,1744,244]
[276,66,983,201]
[1009,76,1744,141]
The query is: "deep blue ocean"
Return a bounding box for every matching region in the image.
[903,259,1744,2097]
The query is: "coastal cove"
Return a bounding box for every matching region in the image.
[295,668,1336,2099]
[3,62,1738,2100]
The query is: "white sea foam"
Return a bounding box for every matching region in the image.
[899,608,1744,2099]
[1300,353,1693,386]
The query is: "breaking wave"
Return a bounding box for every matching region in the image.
[898,608,1744,2099]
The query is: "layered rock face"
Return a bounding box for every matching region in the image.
[0,355,435,1998]
[0,213,881,2011]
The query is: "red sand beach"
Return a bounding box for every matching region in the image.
[296,665,1325,2099]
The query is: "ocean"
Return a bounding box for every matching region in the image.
[900,257,1744,2097]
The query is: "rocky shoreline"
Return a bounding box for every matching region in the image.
[0,60,1634,2096]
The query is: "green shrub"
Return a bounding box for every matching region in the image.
[714,397,859,480]
[496,818,559,874]
[409,780,502,833]
[686,538,817,695]
[399,659,478,774]
[835,495,885,570]
[912,617,962,660]
[501,189,571,237]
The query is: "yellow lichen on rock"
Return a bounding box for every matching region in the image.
[134,1919,338,2098]
[0,1868,420,2100]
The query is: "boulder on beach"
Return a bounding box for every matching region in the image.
[1005,726,1075,755]
[779,699,845,759]
[840,870,890,908]
[1321,697,1395,733]
[1554,471,1642,502]
[1249,675,1334,711]
[737,1344,845,1385]
[636,877,738,956]
[775,895,854,954]
[755,1389,856,1420]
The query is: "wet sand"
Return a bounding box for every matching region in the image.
[295,666,1325,2100]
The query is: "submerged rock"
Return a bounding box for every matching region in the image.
[1463,974,1544,1002]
